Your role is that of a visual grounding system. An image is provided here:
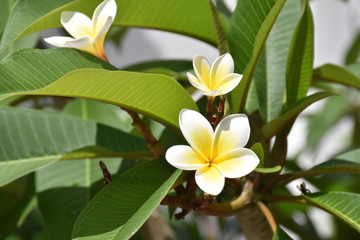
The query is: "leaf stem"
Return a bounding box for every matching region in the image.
[161,181,254,217]
[124,109,164,158]
[206,96,215,123]
[212,95,226,127]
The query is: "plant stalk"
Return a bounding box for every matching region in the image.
[235,202,275,240]
[124,109,164,158]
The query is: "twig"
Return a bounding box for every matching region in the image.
[124,109,164,158]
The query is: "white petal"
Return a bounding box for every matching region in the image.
[212,114,250,157]
[61,11,93,38]
[195,165,224,195]
[165,145,207,170]
[44,36,95,54]
[187,72,209,92]
[215,73,242,95]
[210,53,234,85]
[202,89,222,96]
[179,109,213,161]
[94,16,113,45]
[214,148,260,178]
[92,0,117,35]
[44,36,75,47]
[193,55,211,87]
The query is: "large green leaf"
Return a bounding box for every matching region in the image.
[227,0,287,112]
[72,158,181,240]
[37,158,122,240]
[0,107,149,187]
[254,0,301,122]
[0,174,35,239]
[313,63,360,90]
[0,48,115,96]
[38,96,134,240]
[278,149,360,185]
[302,192,360,232]
[5,69,197,129]
[0,48,197,129]
[0,0,216,55]
[262,92,333,140]
[63,99,133,132]
[286,0,314,105]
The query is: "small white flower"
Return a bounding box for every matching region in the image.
[165,109,259,196]
[187,53,242,96]
[44,0,116,60]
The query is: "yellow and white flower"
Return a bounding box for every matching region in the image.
[44,0,116,60]
[165,109,259,196]
[187,53,242,96]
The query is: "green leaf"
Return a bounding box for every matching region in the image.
[0,107,149,187]
[302,192,360,232]
[209,0,229,54]
[124,60,192,73]
[228,0,287,112]
[37,158,122,240]
[124,60,192,80]
[0,48,197,129]
[215,0,232,19]
[251,143,265,167]
[345,33,360,64]
[313,63,360,90]
[272,227,293,240]
[37,96,130,239]
[346,62,360,77]
[63,99,133,132]
[254,0,302,122]
[7,69,197,129]
[0,48,115,96]
[286,0,314,105]
[262,92,333,140]
[306,94,349,150]
[0,174,35,239]
[72,158,181,240]
[0,0,15,35]
[0,0,217,55]
[277,149,360,185]
[255,165,281,173]
[311,148,360,172]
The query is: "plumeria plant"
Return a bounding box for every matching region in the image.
[0,0,359,239]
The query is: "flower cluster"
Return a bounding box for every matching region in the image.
[165,54,259,196]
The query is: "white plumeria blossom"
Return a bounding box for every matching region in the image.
[165,109,260,196]
[44,0,116,60]
[187,53,243,96]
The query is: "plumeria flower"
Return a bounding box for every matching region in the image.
[165,109,259,196]
[44,0,116,60]
[187,53,242,96]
